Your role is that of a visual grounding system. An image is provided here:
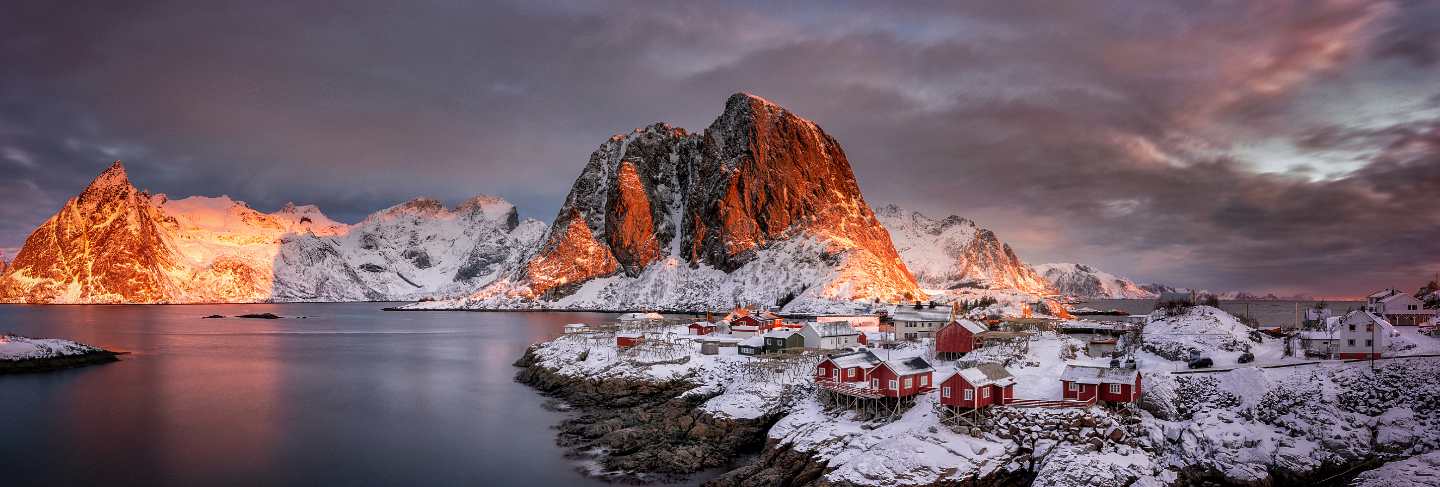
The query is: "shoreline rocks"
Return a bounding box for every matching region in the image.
[514,346,780,483]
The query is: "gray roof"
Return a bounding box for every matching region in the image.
[951,363,1016,387]
[826,349,883,369]
[1060,364,1138,385]
[883,356,935,375]
[806,321,859,337]
[891,306,954,322]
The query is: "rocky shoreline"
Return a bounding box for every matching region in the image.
[514,347,782,483]
[0,349,120,374]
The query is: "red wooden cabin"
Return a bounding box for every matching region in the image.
[815,350,883,383]
[935,319,987,357]
[866,357,936,398]
[616,333,644,349]
[688,322,717,335]
[940,364,1016,409]
[1060,365,1141,404]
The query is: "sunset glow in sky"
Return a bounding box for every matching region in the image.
[2,0,1437,297]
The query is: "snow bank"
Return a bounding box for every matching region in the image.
[1351,451,1440,487]
[0,335,105,361]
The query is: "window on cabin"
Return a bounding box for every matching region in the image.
[942,387,951,398]
[1068,382,1078,392]
[889,380,898,390]
[1109,384,1122,394]
[1409,305,1418,310]
[847,368,855,378]
[871,379,879,389]
[963,389,973,400]
[982,388,990,398]
[920,375,928,386]
[903,377,912,389]
[1349,324,1356,332]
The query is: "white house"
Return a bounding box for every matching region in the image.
[890,305,952,340]
[1366,289,1436,326]
[1300,310,1397,359]
[800,321,861,350]
[816,314,881,331]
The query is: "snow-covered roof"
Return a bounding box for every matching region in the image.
[1378,292,1412,303]
[564,323,587,328]
[764,329,799,339]
[883,357,935,376]
[1368,288,1400,299]
[891,306,953,322]
[617,332,643,339]
[739,336,766,347]
[1343,310,1396,331]
[1060,364,1138,385]
[825,349,883,369]
[951,363,1016,388]
[703,336,745,344]
[949,319,986,334]
[806,321,859,337]
[1298,330,1334,341]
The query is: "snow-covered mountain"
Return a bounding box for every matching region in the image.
[411,93,924,313]
[1035,262,1157,299]
[875,205,1051,295]
[0,161,540,303]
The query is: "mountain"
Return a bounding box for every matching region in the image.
[414,93,924,312]
[875,205,1051,295]
[1034,262,1157,299]
[0,161,540,303]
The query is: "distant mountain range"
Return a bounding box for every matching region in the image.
[8,93,1241,308]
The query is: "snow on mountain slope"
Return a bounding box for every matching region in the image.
[272,197,544,301]
[0,161,539,303]
[875,204,1051,296]
[1036,262,1157,299]
[413,93,924,313]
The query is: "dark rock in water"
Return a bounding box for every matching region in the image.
[202,314,225,319]
[237,313,281,319]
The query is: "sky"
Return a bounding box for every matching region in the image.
[1,0,1437,298]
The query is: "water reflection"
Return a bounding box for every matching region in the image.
[0,304,621,486]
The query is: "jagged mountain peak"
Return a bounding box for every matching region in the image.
[430,93,922,312]
[1035,262,1157,299]
[877,204,1050,295]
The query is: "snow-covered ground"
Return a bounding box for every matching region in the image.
[525,307,1440,486]
[0,335,106,361]
[1351,451,1440,487]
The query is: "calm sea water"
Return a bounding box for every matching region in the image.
[0,304,629,487]
[1077,299,1365,327]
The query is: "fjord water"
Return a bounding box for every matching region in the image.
[0,304,615,486]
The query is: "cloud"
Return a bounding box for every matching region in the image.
[0,0,1435,296]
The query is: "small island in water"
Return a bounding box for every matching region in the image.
[0,334,120,374]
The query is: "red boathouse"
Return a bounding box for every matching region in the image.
[935,319,987,358]
[1060,364,1141,404]
[940,364,1016,409]
[867,357,935,398]
[815,349,883,383]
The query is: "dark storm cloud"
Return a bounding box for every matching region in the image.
[1,0,1436,295]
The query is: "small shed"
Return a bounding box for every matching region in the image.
[688,322,717,335]
[940,363,1016,409]
[763,330,804,353]
[1060,364,1140,404]
[867,357,936,398]
[815,349,883,383]
[935,319,987,358]
[1086,338,1118,358]
[616,333,644,349]
[738,335,767,356]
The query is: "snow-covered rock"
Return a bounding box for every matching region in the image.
[875,204,1051,296]
[412,93,924,313]
[1351,451,1440,487]
[1037,263,1157,299]
[0,161,540,303]
[0,335,106,361]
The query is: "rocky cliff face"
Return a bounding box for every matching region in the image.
[426,93,923,312]
[876,204,1052,295]
[1035,262,1156,299]
[0,161,539,303]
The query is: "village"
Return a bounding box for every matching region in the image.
[529,288,1440,485]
